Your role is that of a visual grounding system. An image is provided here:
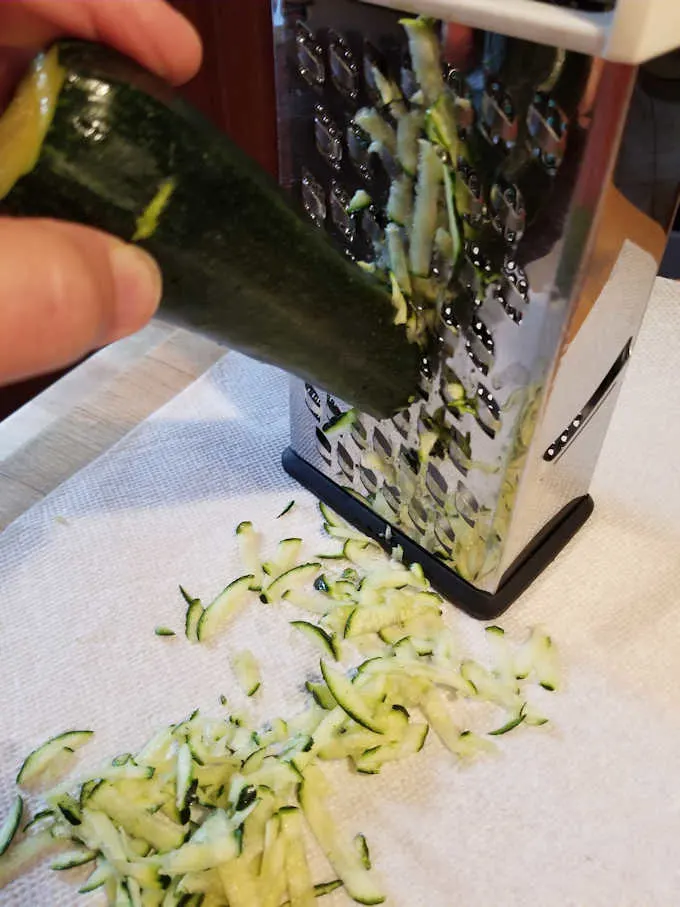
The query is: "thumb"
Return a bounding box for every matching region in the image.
[0,217,162,385]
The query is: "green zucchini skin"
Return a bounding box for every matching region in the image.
[2,41,422,419]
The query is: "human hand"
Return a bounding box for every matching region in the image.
[0,0,202,386]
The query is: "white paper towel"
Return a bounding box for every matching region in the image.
[1,279,680,906]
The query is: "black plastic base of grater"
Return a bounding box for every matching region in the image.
[282,447,594,620]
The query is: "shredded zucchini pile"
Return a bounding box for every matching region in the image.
[0,502,559,905]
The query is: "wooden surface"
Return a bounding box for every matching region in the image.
[170,0,279,176]
[0,322,224,531]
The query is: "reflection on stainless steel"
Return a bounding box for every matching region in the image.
[273,0,680,597]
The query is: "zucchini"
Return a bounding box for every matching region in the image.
[291,621,339,661]
[86,785,186,851]
[279,806,316,907]
[231,650,261,697]
[319,662,387,735]
[386,224,412,297]
[396,110,425,177]
[354,108,397,158]
[409,140,443,278]
[0,796,23,857]
[277,500,296,519]
[386,176,413,229]
[264,563,322,603]
[347,190,372,214]
[180,586,203,644]
[236,522,262,584]
[299,766,385,905]
[0,41,421,419]
[161,810,239,875]
[50,848,97,870]
[281,880,343,905]
[196,574,255,642]
[0,502,563,902]
[399,17,444,107]
[488,705,527,737]
[260,817,287,907]
[305,681,337,712]
[78,861,113,893]
[17,730,93,788]
[0,832,63,890]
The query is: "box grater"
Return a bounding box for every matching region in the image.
[273,0,680,618]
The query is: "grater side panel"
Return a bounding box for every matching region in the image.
[274,1,677,598]
[497,61,679,576]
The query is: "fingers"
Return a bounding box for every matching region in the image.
[0,218,162,385]
[0,0,202,85]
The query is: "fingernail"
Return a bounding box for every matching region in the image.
[108,243,162,340]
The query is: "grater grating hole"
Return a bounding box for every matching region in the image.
[305,383,322,420]
[440,300,461,333]
[465,318,495,376]
[434,515,456,554]
[479,78,518,149]
[465,242,497,284]
[426,463,448,507]
[296,22,325,88]
[449,424,472,476]
[360,465,379,495]
[337,442,355,481]
[314,104,343,170]
[441,367,473,418]
[373,428,392,461]
[455,160,486,229]
[493,284,524,324]
[455,481,479,526]
[392,410,411,439]
[399,446,420,476]
[490,180,526,245]
[351,418,369,451]
[301,169,326,228]
[329,181,356,241]
[475,384,502,439]
[328,31,359,100]
[360,207,383,248]
[527,92,568,174]
[326,395,341,418]
[316,426,333,465]
[408,498,429,533]
[503,257,530,302]
[382,484,401,514]
[347,122,372,180]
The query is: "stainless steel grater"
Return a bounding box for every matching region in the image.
[273,0,680,618]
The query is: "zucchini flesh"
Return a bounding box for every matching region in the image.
[0,41,421,420]
[280,806,316,907]
[231,650,262,697]
[0,797,23,857]
[17,730,93,788]
[197,575,255,642]
[299,766,385,905]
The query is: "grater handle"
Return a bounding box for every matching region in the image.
[364,0,680,65]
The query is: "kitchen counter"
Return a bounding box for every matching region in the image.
[0,322,224,531]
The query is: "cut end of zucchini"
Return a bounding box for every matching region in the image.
[0,46,65,200]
